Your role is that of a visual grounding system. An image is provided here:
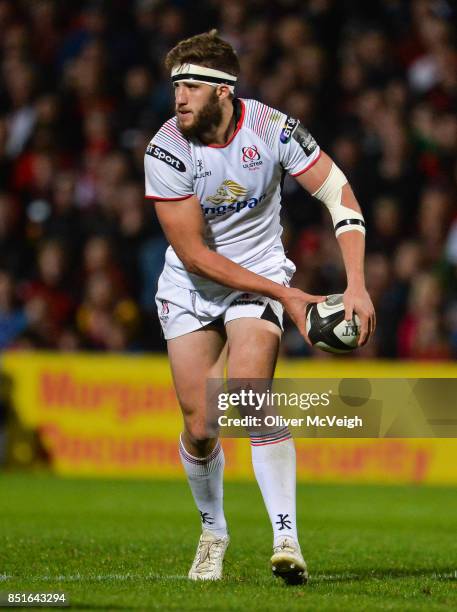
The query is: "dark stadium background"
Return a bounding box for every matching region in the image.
[0,0,455,358]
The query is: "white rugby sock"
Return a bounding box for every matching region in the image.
[250,427,298,546]
[179,435,228,538]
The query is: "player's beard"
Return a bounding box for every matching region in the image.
[177,89,222,140]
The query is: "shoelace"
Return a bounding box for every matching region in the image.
[273,539,296,554]
[194,539,225,573]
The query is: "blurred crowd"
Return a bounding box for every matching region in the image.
[0,0,456,358]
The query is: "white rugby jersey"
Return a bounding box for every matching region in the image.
[144,98,321,295]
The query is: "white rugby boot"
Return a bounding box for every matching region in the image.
[188,529,230,581]
[271,536,308,585]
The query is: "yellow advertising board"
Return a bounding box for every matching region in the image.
[2,352,457,484]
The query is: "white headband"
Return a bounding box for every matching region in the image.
[171,63,237,93]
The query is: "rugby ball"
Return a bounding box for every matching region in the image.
[306,294,360,353]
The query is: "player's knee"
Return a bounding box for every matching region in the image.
[184,421,213,450]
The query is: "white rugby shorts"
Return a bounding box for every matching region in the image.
[155,266,294,340]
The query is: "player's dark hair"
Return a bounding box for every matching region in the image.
[164,30,240,77]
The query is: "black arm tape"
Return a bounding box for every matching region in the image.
[334,219,366,232]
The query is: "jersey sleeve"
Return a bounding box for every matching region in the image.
[144,120,194,201]
[277,116,321,177]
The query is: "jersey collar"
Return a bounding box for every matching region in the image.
[207,98,245,149]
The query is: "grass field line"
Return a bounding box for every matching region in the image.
[0,573,189,582]
[2,572,456,583]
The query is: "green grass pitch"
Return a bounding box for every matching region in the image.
[1,474,457,611]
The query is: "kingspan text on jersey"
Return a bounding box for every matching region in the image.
[201,194,267,217]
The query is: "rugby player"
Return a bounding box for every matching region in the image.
[144,30,375,584]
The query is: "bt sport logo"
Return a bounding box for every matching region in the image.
[280,116,299,143]
[146,144,186,172]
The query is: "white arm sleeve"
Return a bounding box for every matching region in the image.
[312,162,366,237]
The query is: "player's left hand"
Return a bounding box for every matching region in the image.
[343,285,376,346]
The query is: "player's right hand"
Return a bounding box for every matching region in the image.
[280,288,326,345]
